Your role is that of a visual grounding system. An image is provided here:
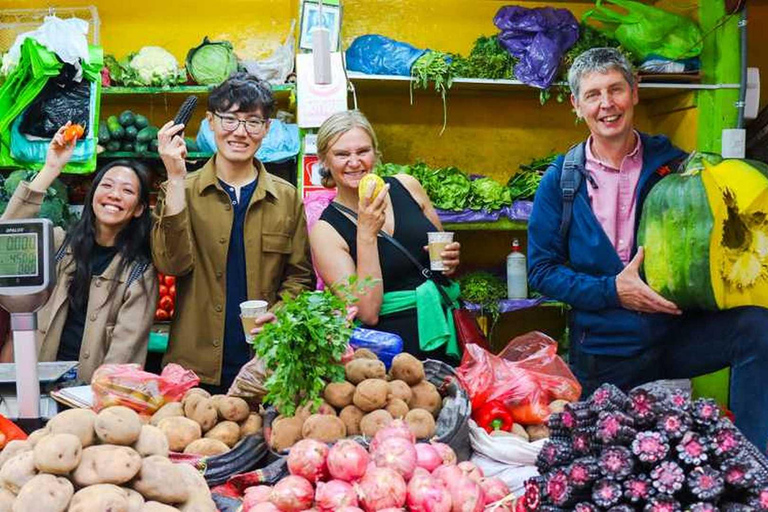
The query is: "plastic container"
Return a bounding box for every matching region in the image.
[349,327,404,369]
[506,238,528,299]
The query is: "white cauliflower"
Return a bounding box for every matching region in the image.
[128,46,182,86]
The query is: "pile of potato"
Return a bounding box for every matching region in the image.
[149,388,262,456]
[271,351,444,451]
[0,406,215,511]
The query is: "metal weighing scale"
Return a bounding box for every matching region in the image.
[0,218,58,431]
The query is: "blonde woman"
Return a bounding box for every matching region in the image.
[309,110,462,362]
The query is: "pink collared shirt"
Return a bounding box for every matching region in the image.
[585,132,643,265]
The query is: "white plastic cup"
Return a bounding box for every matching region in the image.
[427,232,454,271]
[240,300,269,343]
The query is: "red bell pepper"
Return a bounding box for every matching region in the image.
[0,415,27,447]
[473,400,514,433]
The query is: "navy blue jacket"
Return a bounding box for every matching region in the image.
[527,133,687,357]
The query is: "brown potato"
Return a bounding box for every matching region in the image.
[239,414,263,438]
[216,397,250,422]
[301,414,346,443]
[296,400,336,420]
[526,424,550,442]
[183,388,211,402]
[72,445,142,487]
[360,410,393,437]
[95,406,143,445]
[133,425,170,457]
[409,380,442,417]
[184,397,218,433]
[183,438,230,456]
[132,455,190,504]
[178,496,217,512]
[339,405,365,436]
[0,440,30,471]
[385,398,409,419]
[270,416,303,452]
[352,379,389,412]
[390,353,425,385]
[0,450,37,493]
[25,428,48,447]
[387,380,413,405]
[68,484,129,512]
[158,417,202,452]
[46,408,97,447]
[33,433,81,474]
[150,402,185,426]
[204,421,240,447]
[14,474,73,512]
[0,488,13,511]
[511,423,530,441]
[548,400,569,413]
[123,488,145,512]
[143,502,178,511]
[345,359,386,385]
[405,409,436,439]
[323,381,356,409]
[353,348,379,360]
[176,462,213,502]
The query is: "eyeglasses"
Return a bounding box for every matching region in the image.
[213,113,267,134]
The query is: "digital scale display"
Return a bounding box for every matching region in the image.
[0,233,38,277]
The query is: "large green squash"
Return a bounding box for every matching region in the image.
[638,153,768,310]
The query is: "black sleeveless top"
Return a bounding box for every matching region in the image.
[319,177,455,363]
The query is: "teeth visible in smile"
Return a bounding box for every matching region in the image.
[603,115,620,122]
[228,142,248,148]
[103,204,120,212]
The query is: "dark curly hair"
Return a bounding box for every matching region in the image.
[207,72,275,118]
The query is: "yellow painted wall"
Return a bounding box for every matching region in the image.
[748,2,768,109]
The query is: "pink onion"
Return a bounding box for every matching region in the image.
[479,477,510,504]
[457,461,484,483]
[372,436,418,480]
[370,420,415,452]
[430,442,457,466]
[248,503,281,512]
[415,443,443,472]
[315,480,359,511]
[355,467,407,511]
[287,439,329,483]
[244,485,273,505]
[270,475,315,511]
[432,465,464,492]
[448,477,484,512]
[407,467,452,512]
[327,439,370,482]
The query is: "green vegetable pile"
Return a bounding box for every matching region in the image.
[459,271,507,336]
[104,47,186,87]
[0,170,73,228]
[252,288,356,416]
[411,50,455,135]
[451,36,516,80]
[99,110,198,155]
[507,153,557,201]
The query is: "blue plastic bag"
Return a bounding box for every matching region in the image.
[350,327,404,369]
[494,6,579,89]
[346,34,427,76]
[196,117,300,163]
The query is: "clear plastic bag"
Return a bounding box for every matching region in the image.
[455,331,581,425]
[91,363,199,414]
[241,21,295,85]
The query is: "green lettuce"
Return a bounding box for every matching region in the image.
[469,177,512,211]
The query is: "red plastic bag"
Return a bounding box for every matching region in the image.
[91,363,199,414]
[455,331,581,425]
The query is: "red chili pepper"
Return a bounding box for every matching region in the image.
[473,400,514,433]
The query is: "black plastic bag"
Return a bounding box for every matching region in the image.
[19,63,90,138]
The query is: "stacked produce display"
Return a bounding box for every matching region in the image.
[155,273,176,322]
[519,383,768,511]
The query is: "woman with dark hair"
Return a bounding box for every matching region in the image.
[0,123,158,382]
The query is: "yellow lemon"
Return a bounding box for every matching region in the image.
[358,173,385,201]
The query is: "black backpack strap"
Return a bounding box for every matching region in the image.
[559,142,587,239]
[329,202,455,306]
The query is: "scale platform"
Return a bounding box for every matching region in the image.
[0,361,77,384]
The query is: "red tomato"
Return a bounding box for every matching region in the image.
[159,296,174,312]
[155,309,170,321]
[164,275,175,286]
[168,285,176,299]
[159,285,169,297]
[157,272,164,281]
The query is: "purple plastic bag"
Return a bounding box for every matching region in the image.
[494,6,579,89]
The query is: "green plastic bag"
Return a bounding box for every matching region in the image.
[0,38,102,174]
[583,0,703,61]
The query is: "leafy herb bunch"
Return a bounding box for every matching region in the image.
[459,271,507,335]
[253,283,360,417]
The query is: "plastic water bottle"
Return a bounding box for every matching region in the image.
[507,238,528,299]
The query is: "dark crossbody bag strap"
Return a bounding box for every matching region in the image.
[330,202,455,306]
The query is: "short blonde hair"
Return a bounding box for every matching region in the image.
[316,110,381,188]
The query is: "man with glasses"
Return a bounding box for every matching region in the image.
[152,72,313,392]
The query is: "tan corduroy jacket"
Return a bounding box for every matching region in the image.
[1,182,158,382]
[151,156,313,385]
